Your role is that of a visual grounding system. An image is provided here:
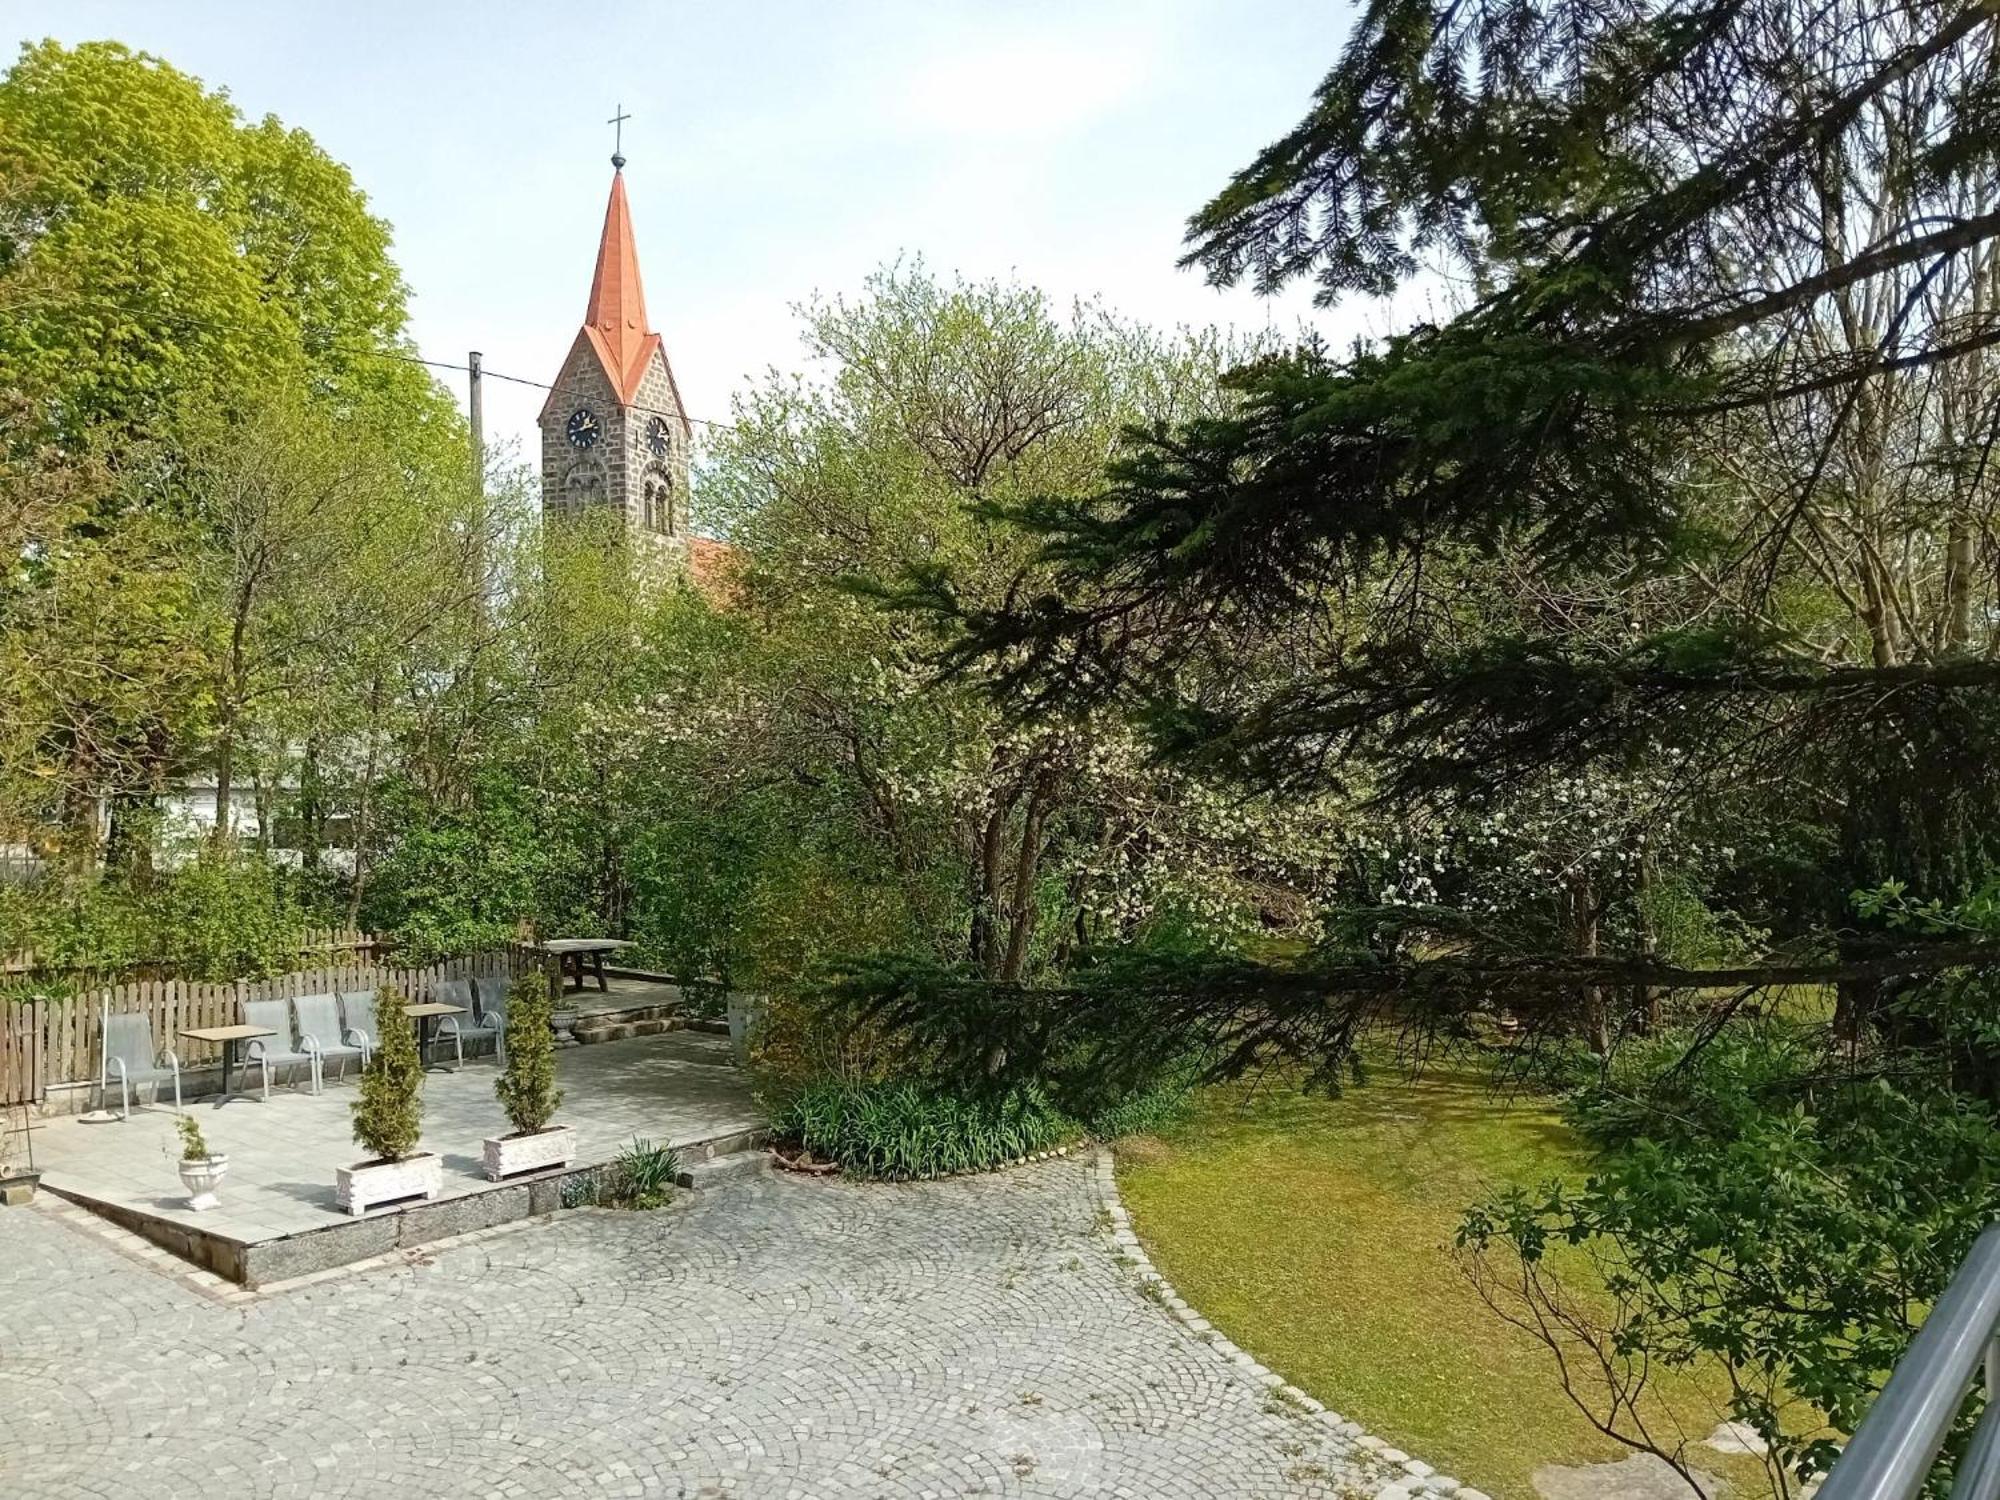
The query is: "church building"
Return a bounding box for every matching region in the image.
[540,153,728,589]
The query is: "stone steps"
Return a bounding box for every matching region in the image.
[672,1126,770,1195]
[676,1149,769,1192]
[571,1002,684,1045]
[572,1015,683,1045]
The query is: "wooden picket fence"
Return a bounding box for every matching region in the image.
[1,1000,40,1109]
[1,942,540,1104]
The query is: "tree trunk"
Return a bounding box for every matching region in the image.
[1856,559,1900,669]
[57,741,103,876]
[1635,842,1662,1033]
[344,676,385,929]
[211,713,236,846]
[1944,518,1974,653]
[1051,871,1091,969]
[212,595,253,846]
[998,775,1055,984]
[967,758,1022,977]
[299,742,324,878]
[1568,869,1609,1056]
[251,770,271,855]
[974,801,1010,976]
[1832,962,1878,1049]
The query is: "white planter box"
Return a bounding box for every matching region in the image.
[483,1124,576,1181]
[336,1151,443,1216]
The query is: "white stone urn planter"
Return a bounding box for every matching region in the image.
[0,1166,42,1207]
[336,1151,443,1216]
[178,1154,229,1212]
[726,992,766,1067]
[482,1124,577,1181]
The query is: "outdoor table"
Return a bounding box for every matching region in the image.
[539,938,634,994]
[403,1003,467,1071]
[178,1024,276,1104]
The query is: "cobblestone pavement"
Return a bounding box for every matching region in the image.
[0,1157,1405,1499]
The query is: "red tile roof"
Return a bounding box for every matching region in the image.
[684,535,742,605]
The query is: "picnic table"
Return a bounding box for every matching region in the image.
[178,1023,275,1103]
[538,938,634,994]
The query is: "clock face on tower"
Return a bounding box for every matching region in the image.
[646,415,670,458]
[566,408,601,450]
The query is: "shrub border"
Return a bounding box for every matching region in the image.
[1093,1148,1488,1500]
[774,1139,1087,1180]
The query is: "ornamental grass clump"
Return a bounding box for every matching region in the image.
[559,1138,680,1210]
[350,986,423,1163]
[776,1078,1076,1180]
[495,967,563,1137]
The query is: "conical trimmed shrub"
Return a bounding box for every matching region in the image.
[351,987,423,1162]
[496,967,562,1137]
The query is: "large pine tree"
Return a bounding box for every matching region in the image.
[886,0,2000,1083]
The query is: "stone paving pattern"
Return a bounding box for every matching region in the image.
[0,1155,1410,1499]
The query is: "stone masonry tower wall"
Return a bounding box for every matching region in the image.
[537,166,694,575]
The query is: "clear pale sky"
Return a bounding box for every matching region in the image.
[8,2,1397,474]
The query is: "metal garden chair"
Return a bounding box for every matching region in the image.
[242,997,320,1098]
[294,992,366,1084]
[338,990,379,1067]
[98,1012,182,1119]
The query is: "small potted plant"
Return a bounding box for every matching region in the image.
[0,1105,39,1206]
[484,968,575,1179]
[175,1113,228,1211]
[336,988,441,1216]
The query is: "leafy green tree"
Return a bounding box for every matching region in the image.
[1462,1014,2000,1490]
[701,266,1341,984]
[0,846,310,981]
[358,775,542,964]
[0,39,484,899]
[0,39,441,441]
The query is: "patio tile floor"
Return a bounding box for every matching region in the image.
[25,1030,760,1244]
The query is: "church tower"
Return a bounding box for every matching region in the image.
[538,156,693,565]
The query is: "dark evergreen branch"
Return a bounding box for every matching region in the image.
[831,937,2000,1102]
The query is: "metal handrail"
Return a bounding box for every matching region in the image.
[1818,1224,2000,1500]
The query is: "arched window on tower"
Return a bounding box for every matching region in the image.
[643,467,675,534]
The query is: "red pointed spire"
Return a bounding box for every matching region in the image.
[540,165,689,431]
[580,169,658,404]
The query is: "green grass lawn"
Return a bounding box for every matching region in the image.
[1115,1061,1768,1500]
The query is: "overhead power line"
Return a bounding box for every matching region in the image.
[18,293,740,432]
[351,346,739,432]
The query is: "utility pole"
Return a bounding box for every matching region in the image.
[467,350,489,623]
[468,349,485,491]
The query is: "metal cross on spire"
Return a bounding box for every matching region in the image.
[608,104,631,169]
